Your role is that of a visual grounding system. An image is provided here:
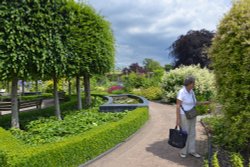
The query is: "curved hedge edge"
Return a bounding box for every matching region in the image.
[0,107,149,167]
[0,128,29,166]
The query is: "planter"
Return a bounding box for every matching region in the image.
[99,94,149,112]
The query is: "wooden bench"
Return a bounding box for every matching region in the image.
[0,99,42,115]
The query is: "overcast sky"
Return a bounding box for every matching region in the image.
[86,0,232,68]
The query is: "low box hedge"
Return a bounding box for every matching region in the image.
[0,107,149,167]
[0,97,78,129]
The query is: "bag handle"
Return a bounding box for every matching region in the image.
[175,126,183,131]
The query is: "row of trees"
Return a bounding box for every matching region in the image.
[122,58,164,74]
[0,0,115,128]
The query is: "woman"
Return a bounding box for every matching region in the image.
[176,76,210,158]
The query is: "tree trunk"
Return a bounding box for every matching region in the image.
[6,81,10,94]
[83,73,91,107]
[53,76,62,120]
[35,80,39,94]
[11,77,19,128]
[76,76,82,110]
[21,80,25,95]
[68,80,71,97]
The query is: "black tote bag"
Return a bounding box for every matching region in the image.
[168,126,187,148]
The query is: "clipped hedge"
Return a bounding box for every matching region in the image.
[0,97,78,129]
[0,93,53,102]
[0,107,149,167]
[209,0,250,153]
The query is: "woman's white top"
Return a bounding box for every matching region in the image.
[177,86,197,115]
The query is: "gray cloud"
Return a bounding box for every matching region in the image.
[86,0,232,68]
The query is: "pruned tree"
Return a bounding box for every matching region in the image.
[0,1,44,128]
[31,0,69,120]
[169,29,215,68]
[65,1,115,108]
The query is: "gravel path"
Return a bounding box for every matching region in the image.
[86,102,207,167]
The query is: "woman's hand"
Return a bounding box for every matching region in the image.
[202,101,211,105]
[176,117,181,127]
[197,101,211,105]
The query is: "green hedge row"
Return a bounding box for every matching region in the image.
[0,93,54,102]
[0,97,78,129]
[0,107,149,167]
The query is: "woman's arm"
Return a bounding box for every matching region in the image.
[176,99,182,126]
[196,101,211,105]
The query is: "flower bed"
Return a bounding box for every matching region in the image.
[0,107,149,167]
[10,109,127,145]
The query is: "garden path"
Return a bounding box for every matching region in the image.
[84,102,207,167]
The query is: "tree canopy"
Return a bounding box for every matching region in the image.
[65,1,115,107]
[143,58,163,72]
[0,0,115,127]
[169,29,215,68]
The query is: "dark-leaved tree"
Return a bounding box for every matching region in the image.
[122,63,146,75]
[169,29,215,68]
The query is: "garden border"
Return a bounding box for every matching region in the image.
[0,107,149,167]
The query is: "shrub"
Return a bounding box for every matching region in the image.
[0,96,104,129]
[10,110,127,145]
[212,152,220,167]
[209,0,250,152]
[162,65,215,102]
[0,93,53,102]
[230,153,244,167]
[132,87,163,100]
[0,107,149,167]
[122,73,150,90]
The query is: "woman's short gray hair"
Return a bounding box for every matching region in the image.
[184,76,195,86]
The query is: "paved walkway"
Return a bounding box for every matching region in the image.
[86,102,207,167]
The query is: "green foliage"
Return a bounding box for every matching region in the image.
[20,93,53,101]
[43,80,65,93]
[0,96,101,129]
[203,159,209,167]
[162,65,216,104]
[143,58,163,72]
[0,93,53,102]
[0,107,149,167]
[0,101,75,129]
[212,152,220,167]
[122,73,150,90]
[10,110,127,145]
[230,153,244,167]
[0,1,36,80]
[209,0,250,152]
[65,1,115,77]
[133,87,163,100]
[202,116,227,145]
[111,89,126,94]
[164,64,174,72]
[122,71,163,91]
